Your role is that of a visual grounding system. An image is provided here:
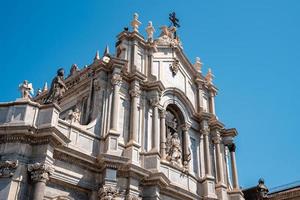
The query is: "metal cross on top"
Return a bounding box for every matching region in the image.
[169,12,180,28]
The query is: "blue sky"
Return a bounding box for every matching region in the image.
[1,0,299,189]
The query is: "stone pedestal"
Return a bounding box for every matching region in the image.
[143,153,160,172]
[202,175,218,200]
[215,183,228,200]
[228,190,245,200]
[124,141,141,164]
[104,130,121,156]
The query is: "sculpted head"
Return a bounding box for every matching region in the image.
[57,68,64,77]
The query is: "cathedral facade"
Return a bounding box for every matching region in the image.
[0,13,244,200]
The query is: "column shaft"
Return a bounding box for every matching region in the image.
[214,137,225,184]
[111,74,121,131]
[32,182,46,200]
[129,87,140,142]
[229,144,239,189]
[152,105,159,151]
[203,129,212,176]
[160,110,166,159]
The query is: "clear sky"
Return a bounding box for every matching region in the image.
[1,0,299,190]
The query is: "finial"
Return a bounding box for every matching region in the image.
[102,45,111,63]
[103,45,110,56]
[205,68,214,84]
[94,50,100,61]
[146,21,155,42]
[194,57,203,73]
[131,13,141,32]
[43,82,48,92]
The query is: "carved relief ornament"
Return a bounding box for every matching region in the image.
[98,185,120,200]
[28,163,54,183]
[0,160,18,178]
[111,74,122,86]
[170,58,180,76]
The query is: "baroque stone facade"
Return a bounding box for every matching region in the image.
[0,13,244,200]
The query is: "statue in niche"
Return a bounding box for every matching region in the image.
[44,68,67,104]
[165,110,183,167]
[19,80,34,99]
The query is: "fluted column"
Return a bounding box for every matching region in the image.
[213,134,225,184]
[202,127,212,176]
[182,123,191,169]
[28,163,54,200]
[159,109,166,159]
[110,73,122,132]
[228,143,239,190]
[129,82,140,143]
[150,97,159,152]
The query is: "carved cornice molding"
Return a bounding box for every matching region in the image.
[0,160,18,178]
[28,162,54,183]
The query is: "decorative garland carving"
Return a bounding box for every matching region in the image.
[28,162,54,183]
[0,160,18,178]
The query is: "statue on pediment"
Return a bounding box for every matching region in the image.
[44,68,67,104]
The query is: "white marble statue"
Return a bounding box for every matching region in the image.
[19,80,34,99]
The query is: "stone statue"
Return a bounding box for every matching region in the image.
[68,107,81,124]
[166,131,182,166]
[44,68,67,104]
[146,21,155,42]
[19,80,34,99]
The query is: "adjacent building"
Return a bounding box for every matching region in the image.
[0,13,245,200]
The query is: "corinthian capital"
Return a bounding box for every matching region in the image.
[129,88,141,98]
[0,160,18,178]
[201,126,210,136]
[212,135,222,144]
[28,163,54,183]
[111,73,122,86]
[150,97,160,107]
[182,123,191,131]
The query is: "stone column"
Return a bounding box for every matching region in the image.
[182,124,191,169]
[196,82,204,112]
[201,124,217,199]
[209,91,216,115]
[202,127,212,176]
[28,163,54,200]
[125,81,141,163]
[213,134,225,184]
[110,73,122,132]
[159,109,166,159]
[129,82,141,143]
[228,143,240,190]
[150,97,159,153]
[105,72,122,154]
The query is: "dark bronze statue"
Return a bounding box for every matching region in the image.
[44,68,67,104]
